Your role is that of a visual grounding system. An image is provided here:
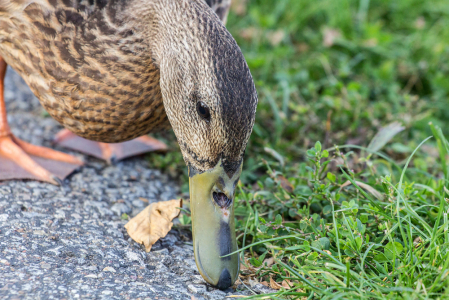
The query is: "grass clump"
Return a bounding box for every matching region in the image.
[233,125,449,299]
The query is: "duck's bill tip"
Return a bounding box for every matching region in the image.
[216,268,233,290]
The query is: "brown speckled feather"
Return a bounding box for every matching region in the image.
[0,0,167,141]
[0,0,257,176]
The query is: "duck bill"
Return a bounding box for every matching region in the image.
[189,161,241,290]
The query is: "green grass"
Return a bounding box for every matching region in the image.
[151,0,449,298]
[232,130,449,299]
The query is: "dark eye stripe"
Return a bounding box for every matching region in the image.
[196,101,211,121]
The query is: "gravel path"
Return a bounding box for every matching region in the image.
[0,68,270,299]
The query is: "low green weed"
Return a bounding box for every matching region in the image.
[232,124,449,299]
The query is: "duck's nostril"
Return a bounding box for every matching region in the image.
[215,268,232,290]
[213,192,232,208]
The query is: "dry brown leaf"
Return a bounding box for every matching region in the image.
[282,279,291,289]
[266,30,285,46]
[239,262,249,272]
[269,277,292,290]
[340,181,383,200]
[276,175,294,193]
[248,278,259,288]
[260,281,269,287]
[124,199,182,252]
[269,277,283,290]
[263,257,275,267]
[240,260,255,272]
[323,28,341,47]
[368,121,405,152]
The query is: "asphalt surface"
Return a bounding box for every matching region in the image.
[0,68,271,299]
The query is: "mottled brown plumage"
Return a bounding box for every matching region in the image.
[0,0,257,176]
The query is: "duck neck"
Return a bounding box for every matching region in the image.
[132,0,224,67]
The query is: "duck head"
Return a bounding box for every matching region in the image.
[150,0,257,290]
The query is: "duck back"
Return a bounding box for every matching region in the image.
[0,0,169,142]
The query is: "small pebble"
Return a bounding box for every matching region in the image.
[102,267,116,273]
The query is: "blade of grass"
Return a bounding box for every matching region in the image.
[275,259,323,292]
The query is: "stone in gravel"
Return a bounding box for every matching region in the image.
[101,290,113,295]
[188,284,207,294]
[126,251,142,262]
[252,283,275,294]
[103,267,116,272]
[132,199,145,208]
[110,202,132,216]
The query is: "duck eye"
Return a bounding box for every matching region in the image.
[196,101,211,121]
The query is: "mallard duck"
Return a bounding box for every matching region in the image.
[0,0,257,290]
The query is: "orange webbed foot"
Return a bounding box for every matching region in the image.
[54,129,167,164]
[0,134,83,185]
